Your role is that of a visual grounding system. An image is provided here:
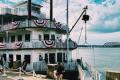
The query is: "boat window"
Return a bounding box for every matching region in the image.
[63,53,66,62]
[9,54,13,61]
[24,55,31,64]
[16,55,21,61]
[0,37,3,43]
[49,53,55,64]
[18,35,22,41]
[44,34,49,40]
[51,34,55,40]
[25,34,30,42]
[9,54,13,68]
[57,52,62,62]
[11,36,15,42]
[39,55,43,61]
[6,8,11,14]
[45,54,48,63]
[5,36,9,43]
[3,54,6,61]
[39,35,41,41]
[31,6,40,14]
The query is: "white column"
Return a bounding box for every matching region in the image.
[6,54,9,62]
[62,52,63,62]
[65,53,67,61]
[21,51,24,62]
[13,54,16,61]
[55,51,57,63]
[67,51,72,61]
[48,53,49,64]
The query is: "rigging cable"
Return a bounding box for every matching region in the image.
[78,27,83,45]
[82,9,89,45]
[76,27,83,59]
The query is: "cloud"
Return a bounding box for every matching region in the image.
[42,0,120,33]
[8,0,24,3]
[41,0,120,45]
[86,0,120,33]
[3,0,120,33]
[0,0,43,6]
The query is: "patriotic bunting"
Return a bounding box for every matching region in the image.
[55,22,62,29]
[11,21,20,28]
[42,40,55,48]
[33,19,47,26]
[12,42,23,49]
[0,43,5,48]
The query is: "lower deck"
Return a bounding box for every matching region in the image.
[0,49,73,71]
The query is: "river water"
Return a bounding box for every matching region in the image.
[72,47,120,71]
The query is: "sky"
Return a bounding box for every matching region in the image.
[0,0,120,45]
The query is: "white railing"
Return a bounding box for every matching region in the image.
[64,61,77,71]
[84,61,102,80]
[0,40,76,49]
[77,63,85,80]
[33,60,47,72]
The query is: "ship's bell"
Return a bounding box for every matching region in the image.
[82,14,89,22]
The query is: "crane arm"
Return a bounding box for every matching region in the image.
[69,6,88,33]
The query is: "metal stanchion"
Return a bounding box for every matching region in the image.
[32,69,36,77]
[17,67,24,80]
[2,65,7,77]
[32,62,36,77]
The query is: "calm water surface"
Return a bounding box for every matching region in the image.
[72,47,120,71]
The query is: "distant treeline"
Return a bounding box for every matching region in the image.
[78,45,120,48]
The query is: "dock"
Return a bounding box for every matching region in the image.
[0,70,70,80]
[0,71,50,80]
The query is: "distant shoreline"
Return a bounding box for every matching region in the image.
[78,45,120,48]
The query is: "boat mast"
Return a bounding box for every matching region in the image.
[50,0,53,22]
[66,0,70,61]
[49,0,53,40]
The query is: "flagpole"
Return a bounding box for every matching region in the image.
[66,0,70,61]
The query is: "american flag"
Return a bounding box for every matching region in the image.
[11,21,20,28]
[0,43,5,48]
[33,19,47,26]
[12,42,23,49]
[42,40,55,48]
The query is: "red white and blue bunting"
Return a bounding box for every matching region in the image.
[0,43,5,48]
[11,21,20,28]
[54,22,62,29]
[33,19,47,26]
[42,40,55,48]
[12,42,23,49]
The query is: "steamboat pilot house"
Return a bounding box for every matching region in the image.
[0,1,77,71]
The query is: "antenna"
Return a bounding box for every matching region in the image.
[82,6,89,44]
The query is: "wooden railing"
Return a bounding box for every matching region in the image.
[0,40,77,49]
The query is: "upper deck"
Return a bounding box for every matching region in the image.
[0,1,77,50]
[0,1,68,33]
[0,19,68,33]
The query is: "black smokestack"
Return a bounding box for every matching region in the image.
[28,0,31,20]
[50,0,53,21]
